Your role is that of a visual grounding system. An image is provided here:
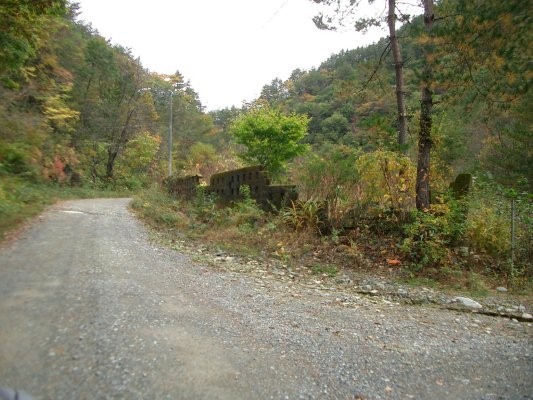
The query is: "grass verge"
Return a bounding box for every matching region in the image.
[0,175,132,241]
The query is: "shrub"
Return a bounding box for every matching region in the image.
[289,144,361,229]
[400,197,466,271]
[291,148,419,231]
[355,149,416,219]
[401,209,452,271]
[191,186,219,226]
[465,204,510,257]
[222,185,264,232]
[0,142,30,175]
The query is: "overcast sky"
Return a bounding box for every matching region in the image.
[75,0,388,110]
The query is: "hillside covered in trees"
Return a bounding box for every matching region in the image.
[0,1,221,189]
[214,0,531,193]
[1,0,531,284]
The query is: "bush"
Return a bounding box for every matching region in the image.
[191,186,219,226]
[290,148,418,231]
[465,204,510,257]
[400,197,466,271]
[401,209,452,271]
[356,149,416,220]
[289,144,361,229]
[0,142,32,175]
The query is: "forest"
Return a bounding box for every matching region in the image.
[0,0,531,288]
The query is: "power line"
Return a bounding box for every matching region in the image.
[262,0,290,28]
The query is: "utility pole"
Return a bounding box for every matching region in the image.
[168,91,173,177]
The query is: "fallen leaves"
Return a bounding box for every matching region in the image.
[386,258,401,266]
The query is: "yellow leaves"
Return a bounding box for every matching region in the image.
[272,241,288,258]
[426,53,437,64]
[42,89,79,132]
[417,34,432,45]
[429,203,450,216]
[43,104,79,122]
[302,93,316,102]
[356,150,416,212]
[506,73,517,85]
[489,55,505,70]
[499,13,513,30]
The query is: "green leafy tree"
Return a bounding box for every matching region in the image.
[259,78,289,104]
[321,112,349,142]
[71,37,158,180]
[229,105,309,179]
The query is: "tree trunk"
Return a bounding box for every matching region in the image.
[387,0,408,151]
[416,86,432,210]
[415,0,435,211]
[105,107,136,179]
[105,151,117,179]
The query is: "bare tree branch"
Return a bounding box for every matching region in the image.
[357,41,392,93]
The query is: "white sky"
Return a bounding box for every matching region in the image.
[75,0,388,110]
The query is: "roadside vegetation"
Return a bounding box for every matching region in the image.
[132,167,531,293]
[0,175,134,241]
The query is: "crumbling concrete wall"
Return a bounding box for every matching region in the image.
[208,166,270,200]
[165,175,202,199]
[207,166,297,210]
[165,166,298,210]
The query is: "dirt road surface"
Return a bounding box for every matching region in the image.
[0,198,531,399]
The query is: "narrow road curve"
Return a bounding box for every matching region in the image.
[0,199,531,400]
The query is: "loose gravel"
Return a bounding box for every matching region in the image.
[0,198,531,400]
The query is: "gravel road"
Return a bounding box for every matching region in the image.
[0,198,531,400]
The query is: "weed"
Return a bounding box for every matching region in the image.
[403,276,440,289]
[222,185,264,230]
[466,272,489,297]
[130,180,530,292]
[191,186,219,226]
[309,263,338,277]
[280,200,327,234]
[464,176,532,281]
